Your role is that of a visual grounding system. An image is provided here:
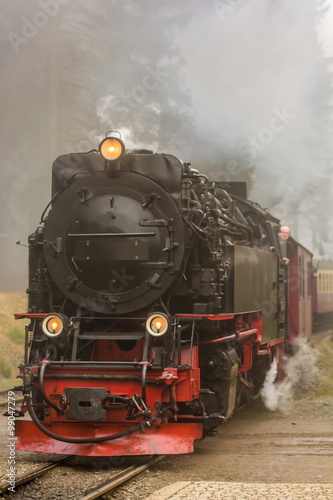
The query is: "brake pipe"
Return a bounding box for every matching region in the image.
[39,361,64,415]
[25,394,154,444]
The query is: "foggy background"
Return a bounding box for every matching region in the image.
[1,0,332,291]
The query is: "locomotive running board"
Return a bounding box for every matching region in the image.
[15,421,203,456]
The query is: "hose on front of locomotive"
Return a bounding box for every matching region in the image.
[25,394,156,443]
[24,362,158,444]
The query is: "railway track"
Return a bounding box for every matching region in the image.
[0,385,164,497]
[80,455,165,500]
[0,388,24,408]
[0,451,165,498]
[0,456,73,495]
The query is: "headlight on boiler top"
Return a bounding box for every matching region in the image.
[99,137,125,161]
[42,314,68,338]
[146,313,169,337]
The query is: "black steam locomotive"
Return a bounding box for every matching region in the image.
[14,135,288,456]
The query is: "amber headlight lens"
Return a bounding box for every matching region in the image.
[99,137,125,161]
[42,314,68,338]
[146,313,169,337]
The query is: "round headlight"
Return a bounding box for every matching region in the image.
[146,313,169,337]
[42,314,68,338]
[99,137,125,161]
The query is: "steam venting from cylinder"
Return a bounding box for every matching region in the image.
[261,340,319,414]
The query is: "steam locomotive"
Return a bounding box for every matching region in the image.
[14,135,295,456]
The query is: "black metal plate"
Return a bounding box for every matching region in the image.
[65,387,106,421]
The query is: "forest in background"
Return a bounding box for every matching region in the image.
[0,294,25,383]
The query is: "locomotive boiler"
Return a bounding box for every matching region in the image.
[13,135,288,456]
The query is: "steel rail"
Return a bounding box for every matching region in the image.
[0,388,24,408]
[0,388,17,397]
[80,455,165,500]
[0,456,73,495]
[0,396,24,407]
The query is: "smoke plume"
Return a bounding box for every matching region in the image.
[1,0,332,290]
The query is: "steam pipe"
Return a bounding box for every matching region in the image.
[219,213,253,244]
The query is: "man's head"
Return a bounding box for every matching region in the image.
[279,225,291,241]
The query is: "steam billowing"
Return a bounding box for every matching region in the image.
[1,0,332,290]
[261,340,319,414]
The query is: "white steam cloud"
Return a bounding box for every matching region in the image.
[1,0,332,290]
[96,0,333,256]
[260,340,319,414]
